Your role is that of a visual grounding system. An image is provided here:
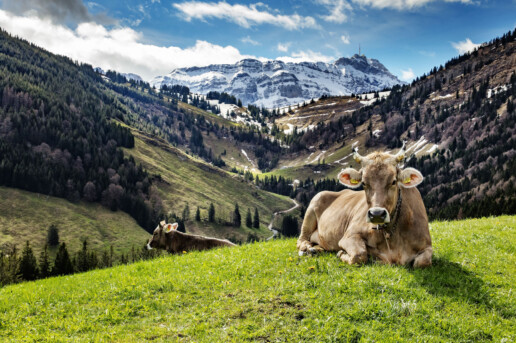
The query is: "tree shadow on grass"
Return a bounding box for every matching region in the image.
[409,257,508,314]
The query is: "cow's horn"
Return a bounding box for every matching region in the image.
[392,140,407,163]
[353,147,366,164]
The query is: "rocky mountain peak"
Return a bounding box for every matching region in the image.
[151,56,403,108]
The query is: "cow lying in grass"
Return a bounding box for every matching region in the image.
[147,221,236,253]
[297,142,432,267]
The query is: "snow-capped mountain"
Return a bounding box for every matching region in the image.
[151,55,404,108]
[121,73,143,82]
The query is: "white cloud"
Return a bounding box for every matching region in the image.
[351,0,473,10]
[317,0,352,23]
[0,10,254,81]
[341,34,351,44]
[277,50,334,63]
[173,1,319,30]
[241,36,260,45]
[277,42,291,52]
[451,38,480,55]
[401,68,415,81]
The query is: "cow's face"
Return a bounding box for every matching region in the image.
[338,150,423,225]
[147,221,178,250]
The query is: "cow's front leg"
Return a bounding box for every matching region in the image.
[337,234,368,264]
[413,247,433,268]
[297,207,318,255]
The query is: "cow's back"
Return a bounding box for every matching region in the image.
[312,189,367,251]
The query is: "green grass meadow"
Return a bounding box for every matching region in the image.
[0,216,515,342]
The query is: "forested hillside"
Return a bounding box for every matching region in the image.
[0,29,158,231]
[0,28,292,251]
[255,29,516,220]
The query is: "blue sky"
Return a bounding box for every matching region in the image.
[0,0,515,81]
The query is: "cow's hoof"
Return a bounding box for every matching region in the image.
[298,250,306,257]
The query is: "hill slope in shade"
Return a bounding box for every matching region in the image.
[0,187,149,256]
[1,216,514,341]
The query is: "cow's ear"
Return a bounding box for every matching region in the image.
[159,220,166,228]
[398,168,424,188]
[164,223,179,233]
[338,168,362,189]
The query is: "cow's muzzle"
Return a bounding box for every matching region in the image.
[367,207,390,224]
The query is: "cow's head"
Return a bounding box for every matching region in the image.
[338,142,423,225]
[147,221,178,250]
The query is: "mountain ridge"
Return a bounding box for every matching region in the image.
[151,55,403,108]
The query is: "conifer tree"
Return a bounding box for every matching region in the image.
[76,239,90,272]
[0,246,19,286]
[176,218,186,233]
[38,244,51,278]
[246,208,252,228]
[233,203,241,227]
[281,215,299,237]
[195,206,201,221]
[182,202,190,221]
[47,224,59,246]
[18,241,39,281]
[208,203,215,223]
[53,243,74,276]
[253,208,260,229]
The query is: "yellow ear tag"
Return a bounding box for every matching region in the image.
[403,177,412,184]
[350,179,360,184]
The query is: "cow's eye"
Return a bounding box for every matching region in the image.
[392,180,396,186]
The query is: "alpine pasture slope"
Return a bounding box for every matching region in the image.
[1,216,514,341]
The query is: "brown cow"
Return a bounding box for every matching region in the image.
[297,143,432,267]
[147,221,236,253]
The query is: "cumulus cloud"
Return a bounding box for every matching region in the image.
[341,34,350,44]
[451,38,480,55]
[351,0,473,10]
[401,68,415,81]
[277,42,291,52]
[317,0,352,23]
[277,50,334,63]
[241,35,260,45]
[2,0,115,25]
[0,10,254,80]
[173,1,319,30]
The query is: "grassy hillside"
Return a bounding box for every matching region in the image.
[1,216,514,341]
[0,187,149,256]
[124,130,293,241]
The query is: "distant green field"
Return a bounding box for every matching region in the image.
[1,216,514,341]
[0,187,149,257]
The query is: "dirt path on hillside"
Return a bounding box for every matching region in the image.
[266,199,300,240]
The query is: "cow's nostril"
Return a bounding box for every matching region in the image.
[369,209,385,217]
[368,208,388,221]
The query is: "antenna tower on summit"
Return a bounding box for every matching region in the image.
[359,44,361,56]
